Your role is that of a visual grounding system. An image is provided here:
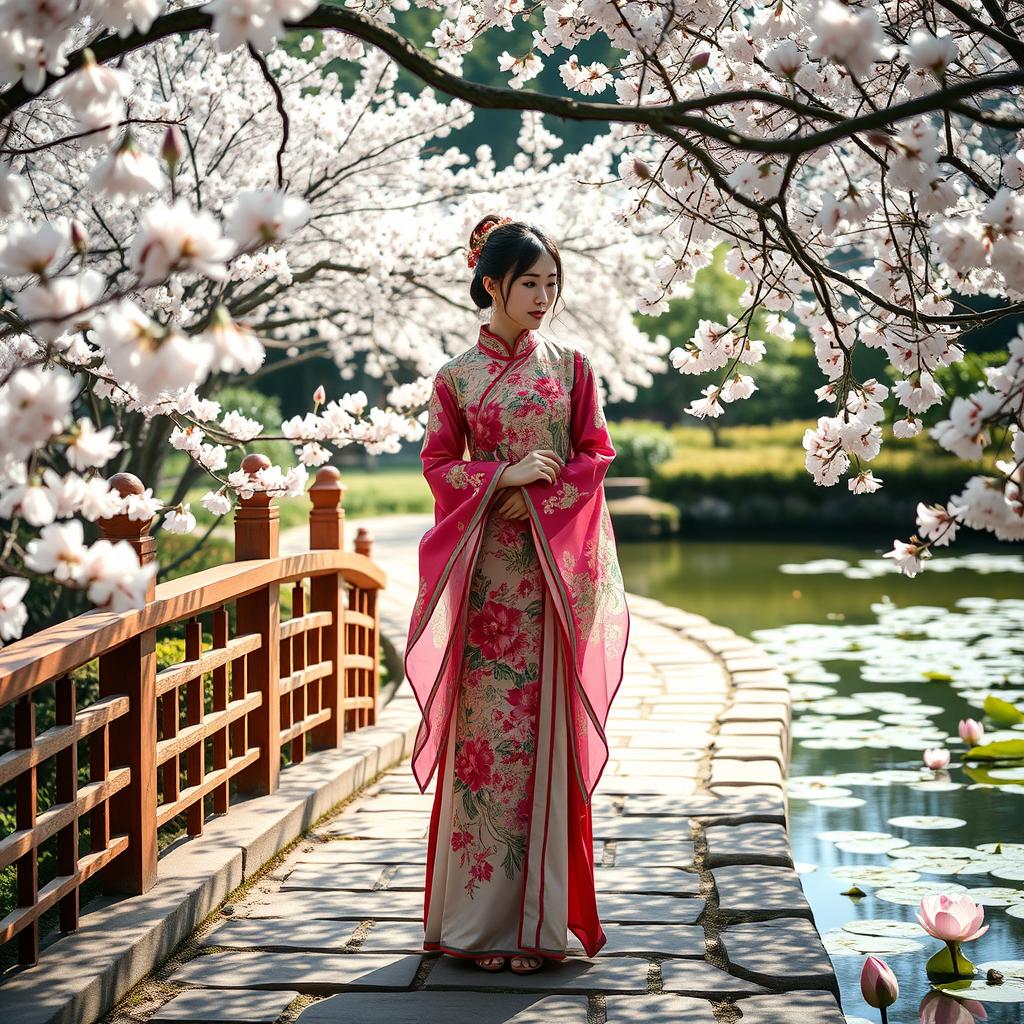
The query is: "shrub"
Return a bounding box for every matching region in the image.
[608,419,676,477]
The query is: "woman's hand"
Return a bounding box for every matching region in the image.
[496,487,530,520]
[498,449,564,488]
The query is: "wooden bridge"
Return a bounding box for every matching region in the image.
[0,457,385,978]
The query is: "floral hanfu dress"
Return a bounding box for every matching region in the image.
[405,323,630,960]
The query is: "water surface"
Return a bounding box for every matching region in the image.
[619,538,1024,1023]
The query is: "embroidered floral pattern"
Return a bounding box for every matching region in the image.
[448,517,545,897]
[542,480,581,515]
[444,463,486,494]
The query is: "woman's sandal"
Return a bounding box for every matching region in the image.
[509,955,545,974]
[474,955,506,972]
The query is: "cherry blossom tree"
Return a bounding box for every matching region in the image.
[2,0,1024,648]
[0,6,668,640]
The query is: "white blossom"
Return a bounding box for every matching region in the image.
[163,504,197,534]
[66,418,122,470]
[0,576,30,642]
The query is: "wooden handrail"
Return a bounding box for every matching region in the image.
[0,551,385,703]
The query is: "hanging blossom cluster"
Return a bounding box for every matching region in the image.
[0,15,666,643]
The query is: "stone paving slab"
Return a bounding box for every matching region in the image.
[606,841,696,869]
[281,863,424,891]
[353,920,430,952]
[424,955,649,993]
[704,823,793,868]
[281,865,387,891]
[151,988,299,1022]
[709,758,784,789]
[294,992,589,1024]
[595,925,706,957]
[621,793,786,823]
[732,991,846,1023]
[720,919,837,991]
[246,889,423,920]
[598,894,704,925]
[593,867,702,896]
[591,817,696,841]
[297,839,427,864]
[712,864,811,920]
[604,996,717,1022]
[323,815,428,840]
[169,951,422,992]
[658,960,771,997]
[202,918,360,951]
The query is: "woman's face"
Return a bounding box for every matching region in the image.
[485,250,559,332]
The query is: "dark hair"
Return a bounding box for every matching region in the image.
[468,215,564,317]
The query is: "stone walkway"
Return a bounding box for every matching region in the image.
[103,515,842,1024]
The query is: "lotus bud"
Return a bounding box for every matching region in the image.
[958,719,984,746]
[860,956,899,1010]
[923,747,950,770]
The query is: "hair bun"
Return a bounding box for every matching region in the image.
[467,215,513,269]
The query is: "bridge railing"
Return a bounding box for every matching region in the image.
[0,457,384,968]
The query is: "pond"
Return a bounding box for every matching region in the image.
[618,538,1024,1024]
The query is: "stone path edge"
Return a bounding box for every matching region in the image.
[0,620,423,1024]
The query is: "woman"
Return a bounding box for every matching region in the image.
[404,215,630,974]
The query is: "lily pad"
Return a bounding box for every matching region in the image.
[836,836,911,855]
[821,929,923,956]
[889,846,980,860]
[956,886,1024,906]
[875,881,967,905]
[888,815,967,830]
[842,919,924,938]
[934,974,1024,1003]
[1006,904,1024,919]
[789,784,853,800]
[810,796,866,808]
[908,781,964,793]
[988,865,1024,882]
[831,866,921,887]
[928,944,977,978]
[818,829,892,843]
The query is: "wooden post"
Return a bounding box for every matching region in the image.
[234,454,281,795]
[309,467,346,750]
[353,528,379,728]
[97,473,158,895]
[15,695,38,965]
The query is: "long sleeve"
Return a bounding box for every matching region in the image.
[422,369,509,523]
[523,350,615,521]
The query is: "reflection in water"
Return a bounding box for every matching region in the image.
[618,539,1024,1024]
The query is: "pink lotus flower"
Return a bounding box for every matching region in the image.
[861,956,899,1012]
[958,718,984,746]
[917,893,989,944]
[313,384,326,406]
[923,747,950,770]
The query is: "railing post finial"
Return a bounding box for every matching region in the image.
[309,465,346,551]
[354,527,374,558]
[99,472,156,603]
[234,453,280,560]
